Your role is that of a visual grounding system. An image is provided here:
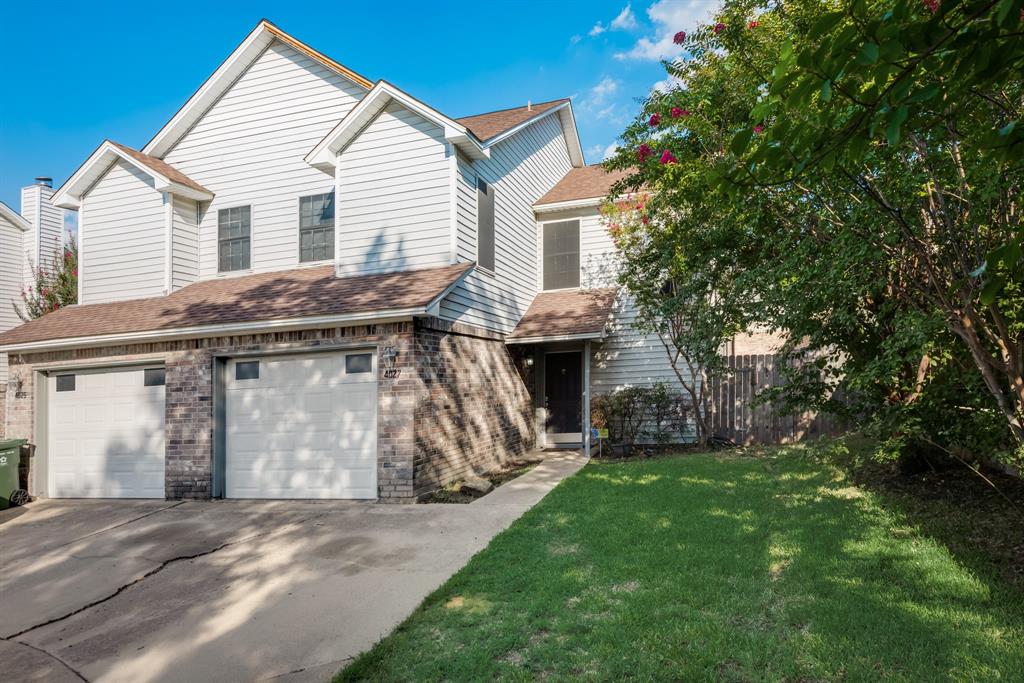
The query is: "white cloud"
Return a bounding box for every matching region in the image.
[589,77,620,105]
[589,22,606,37]
[611,4,639,30]
[586,142,621,163]
[577,77,629,125]
[570,34,582,45]
[651,75,684,94]
[616,0,719,61]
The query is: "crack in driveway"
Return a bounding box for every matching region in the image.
[51,502,186,551]
[4,513,326,641]
[9,638,91,682]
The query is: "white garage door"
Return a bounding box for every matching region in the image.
[225,351,378,499]
[47,366,166,498]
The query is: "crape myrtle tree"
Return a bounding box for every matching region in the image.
[606,0,1024,463]
[17,237,78,321]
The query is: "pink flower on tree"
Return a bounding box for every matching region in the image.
[753,124,765,134]
[659,149,678,164]
[671,107,690,118]
[713,23,726,34]
[673,31,686,45]
[748,20,759,28]
[637,144,653,162]
[649,112,661,127]
[923,0,939,12]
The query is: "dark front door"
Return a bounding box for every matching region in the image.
[545,351,582,439]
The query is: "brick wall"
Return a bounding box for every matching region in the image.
[3,317,536,501]
[6,323,416,500]
[412,318,535,496]
[0,386,5,438]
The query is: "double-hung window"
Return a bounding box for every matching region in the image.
[218,206,251,272]
[542,220,580,290]
[299,192,335,263]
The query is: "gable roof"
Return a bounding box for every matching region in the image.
[142,19,373,158]
[306,80,490,171]
[51,141,213,210]
[534,165,631,211]
[457,99,568,141]
[0,262,474,352]
[506,288,618,344]
[0,201,31,231]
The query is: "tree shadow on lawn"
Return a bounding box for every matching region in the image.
[338,450,1024,682]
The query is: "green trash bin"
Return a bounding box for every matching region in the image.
[0,438,28,510]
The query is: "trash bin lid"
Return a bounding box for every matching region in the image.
[0,439,28,450]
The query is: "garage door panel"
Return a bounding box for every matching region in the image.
[226,351,378,499]
[47,367,166,499]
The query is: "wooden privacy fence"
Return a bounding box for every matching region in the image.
[708,353,844,445]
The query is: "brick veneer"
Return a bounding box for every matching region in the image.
[412,318,534,496]
[4,316,534,501]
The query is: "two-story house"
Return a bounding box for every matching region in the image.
[0,20,690,502]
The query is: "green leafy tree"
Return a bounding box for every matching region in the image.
[606,0,1023,462]
[18,237,78,321]
[725,0,1024,443]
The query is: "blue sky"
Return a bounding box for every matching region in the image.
[0,0,719,213]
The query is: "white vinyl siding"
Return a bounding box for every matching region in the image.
[540,205,698,401]
[441,114,574,332]
[171,195,199,290]
[162,40,366,278]
[335,102,451,275]
[0,217,25,383]
[80,159,166,304]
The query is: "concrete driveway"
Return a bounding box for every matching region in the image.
[0,452,586,683]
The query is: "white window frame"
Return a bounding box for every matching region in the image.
[476,177,496,275]
[296,191,336,265]
[538,217,583,291]
[216,203,255,274]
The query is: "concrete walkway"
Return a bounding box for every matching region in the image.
[0,452,586,683]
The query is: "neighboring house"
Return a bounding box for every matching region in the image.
[0,20,690,502]
[0,182,64,430]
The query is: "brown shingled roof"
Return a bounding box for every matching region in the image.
[506,288,618,342]
[534,165,630,207]
[108,141,211,195]
[0,263,473,348]
[456,99,568,142]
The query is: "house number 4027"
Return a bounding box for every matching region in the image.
[383,368,401,379]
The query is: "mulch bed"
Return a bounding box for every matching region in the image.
[418,459,542,504]
[849,458,1024,589]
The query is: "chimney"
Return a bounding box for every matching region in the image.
[21,177,64,285]
[527,100,532,111]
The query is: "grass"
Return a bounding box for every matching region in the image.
[338,443,1024,681]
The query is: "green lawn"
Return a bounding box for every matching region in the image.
[338,446,1024,682]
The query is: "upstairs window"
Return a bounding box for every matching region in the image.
[218,206,251,272]
[542,220,580,290]
[299,192,335,263]
[477,179,495,271]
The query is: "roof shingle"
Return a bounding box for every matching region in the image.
[108,142,211,195]
[506,288,618,342]
[456,99,568,142]
[534,165,630,207]
[0,263,473,348]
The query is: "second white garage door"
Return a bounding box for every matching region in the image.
[225,351,378,499]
